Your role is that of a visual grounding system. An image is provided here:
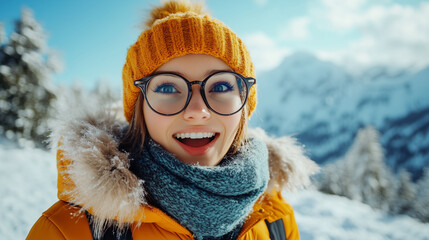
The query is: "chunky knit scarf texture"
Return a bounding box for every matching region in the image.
[130,137,269,240]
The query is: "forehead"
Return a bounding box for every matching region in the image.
[155,54,232,80]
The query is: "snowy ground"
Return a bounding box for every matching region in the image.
[287,190,429,240]
[0,139,57,239]
[1,140,429,240]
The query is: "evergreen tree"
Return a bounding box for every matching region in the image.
[390,169,416,215]
[0,23,5,45]
[92,80,120,105]
[0,8,59,147]
[412,167,429,222]
[318,126,395,211]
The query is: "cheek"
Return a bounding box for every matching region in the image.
[223,112,242,139]
[143,102,171,141]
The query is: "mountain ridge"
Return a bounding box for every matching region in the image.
[251,52,429,180]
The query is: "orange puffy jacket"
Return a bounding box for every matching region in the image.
[26,110,318,240]
[27,191,298,240]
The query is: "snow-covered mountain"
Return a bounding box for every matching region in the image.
[251,52,429,180]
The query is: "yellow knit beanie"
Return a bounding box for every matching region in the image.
[122,0,256,122]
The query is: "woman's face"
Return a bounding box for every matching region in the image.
[143,54,242,166]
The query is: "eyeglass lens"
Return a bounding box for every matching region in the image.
[145,72,247,115]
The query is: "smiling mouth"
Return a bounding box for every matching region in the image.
[174,132,217,147]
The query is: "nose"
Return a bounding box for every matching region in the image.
[183,85,211,121]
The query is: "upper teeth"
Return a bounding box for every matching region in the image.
[175,132,216,139]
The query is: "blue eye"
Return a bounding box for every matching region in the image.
[210,82,234,93]
[154,84,178,94]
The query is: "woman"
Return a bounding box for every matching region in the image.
[27,1,318,239]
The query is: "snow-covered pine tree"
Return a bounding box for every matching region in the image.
[318,157,351,197]
[411,167,429,222]
[318,126,396,211]
[92,80,120,105]
[390,169,416,215]
[0,8,59,147]
[0,23,5,45]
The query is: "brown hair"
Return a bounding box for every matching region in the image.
[120,92,248,155]
[119,93,146,152]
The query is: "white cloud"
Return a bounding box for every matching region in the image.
[244,0,429,74]
[281,17,311,40]
[242,32,290,73]
[320,0,369,29]
[317,1,429,73]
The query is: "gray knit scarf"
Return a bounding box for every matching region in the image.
[130,137,269,240]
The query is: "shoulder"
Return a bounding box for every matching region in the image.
[27,201,92,240]
[257,191,298,227]
[238,191,300,240]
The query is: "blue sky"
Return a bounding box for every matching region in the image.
[2,0,428,90]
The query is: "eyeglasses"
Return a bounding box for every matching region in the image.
[134,71,256,116]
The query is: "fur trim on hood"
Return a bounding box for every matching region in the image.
[50,97,319,236]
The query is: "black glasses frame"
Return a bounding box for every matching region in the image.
[134,71,256,116]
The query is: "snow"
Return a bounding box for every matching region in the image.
[0,139,56,239]
[287,190,429,240]
[1,139,428,239]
